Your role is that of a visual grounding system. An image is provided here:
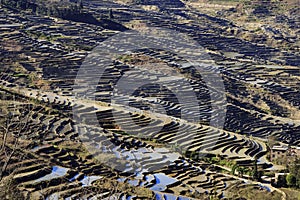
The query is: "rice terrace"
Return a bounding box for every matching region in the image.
[0,0,299,199]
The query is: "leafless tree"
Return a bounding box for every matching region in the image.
[0,92,42,181]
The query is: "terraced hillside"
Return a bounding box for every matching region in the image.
[0,83,276,199]
[0,0,299,199]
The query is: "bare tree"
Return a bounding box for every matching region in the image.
[0,93,42,181]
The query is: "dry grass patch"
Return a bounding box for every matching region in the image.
[94,177,154,199]
[281,188,300,200]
